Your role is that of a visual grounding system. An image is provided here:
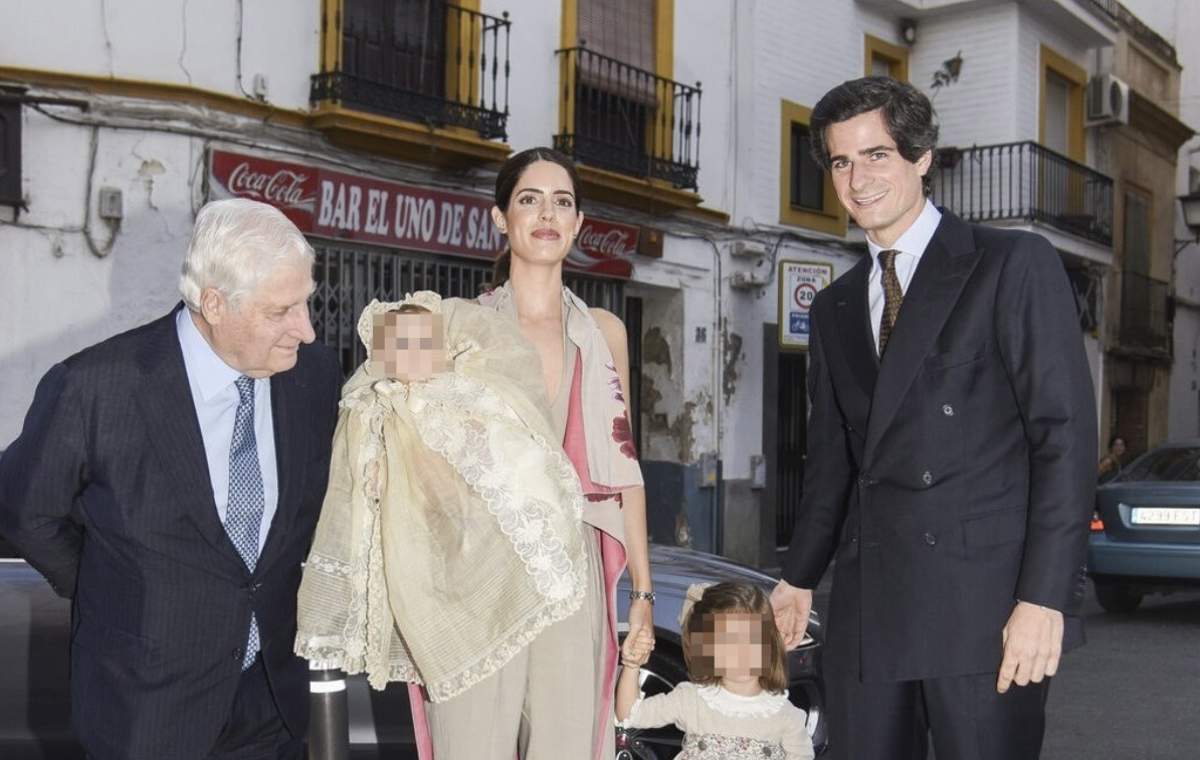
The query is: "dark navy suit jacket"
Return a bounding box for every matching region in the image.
[0,306,341,760]
[783,210,1097,682]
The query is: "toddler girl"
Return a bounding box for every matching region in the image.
[616,582,814,759]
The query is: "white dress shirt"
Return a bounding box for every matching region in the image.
[175,308,279,553]
[866,200,943,353]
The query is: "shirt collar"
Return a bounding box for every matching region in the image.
[867,199,942,265]
[176,307,244,402]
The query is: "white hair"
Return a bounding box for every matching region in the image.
[179,198,314,310]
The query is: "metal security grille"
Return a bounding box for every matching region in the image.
[775,351,808,548]
[311,242,624,376]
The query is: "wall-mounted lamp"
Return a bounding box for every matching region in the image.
[1174,191,1200,255]
[900,18,917,45]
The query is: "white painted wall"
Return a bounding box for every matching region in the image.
[1,115,200,443]
[2,0,319,110]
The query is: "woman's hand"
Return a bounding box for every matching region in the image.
[626,597,655,656]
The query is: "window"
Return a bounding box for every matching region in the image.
[0,97,19,209]
[790,123,824,212]
[1124,188,1152,276]
[1040,45,1086,162]
[313,0,511,140]
[779,100,846,236]
[556,0,700,190]
[1043,71,1071,157]
[1119,445,1200,482]
[864,34,909,81]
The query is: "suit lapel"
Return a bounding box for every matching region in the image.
[256,363,309,575]
[863,212,981,464]
[832,257,879,403]
[136,309,246,570]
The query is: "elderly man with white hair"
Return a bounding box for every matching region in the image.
[0,198,342,760]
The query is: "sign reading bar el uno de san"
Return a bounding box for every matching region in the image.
[779,260,834,351]
[208,149,639,278]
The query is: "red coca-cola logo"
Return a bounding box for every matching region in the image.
[227,162,314,209]
[578,225,635,257]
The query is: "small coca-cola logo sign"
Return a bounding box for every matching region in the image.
[227,162,314,209]
[578,225,636,257]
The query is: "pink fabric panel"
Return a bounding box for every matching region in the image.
[408,683,434,760]
[592,529,628,760]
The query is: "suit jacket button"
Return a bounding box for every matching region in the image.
[922,470,933,485]
[924,532,938,546]
[232,647,244,661]
[942,404,955,416]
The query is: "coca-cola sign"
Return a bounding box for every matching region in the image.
[225,161,314,211]
[208,149,639,279]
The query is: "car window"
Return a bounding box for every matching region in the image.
[1119,446,1200,482]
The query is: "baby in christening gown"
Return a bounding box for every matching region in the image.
[616,582,814,760]
[295,292,590,704]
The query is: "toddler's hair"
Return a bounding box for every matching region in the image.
[681,582,789,693]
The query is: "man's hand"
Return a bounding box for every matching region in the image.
[770,580,813,650]
[997,601,1064,694]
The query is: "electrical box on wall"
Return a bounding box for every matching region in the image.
[98,188,124,221]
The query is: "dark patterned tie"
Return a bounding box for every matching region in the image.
[225,375,264,670]
[878,249,903,355]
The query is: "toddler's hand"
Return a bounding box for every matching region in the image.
[621,628,655,668]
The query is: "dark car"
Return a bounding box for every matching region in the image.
[1088,441,1200,613]
[0,540,825,759]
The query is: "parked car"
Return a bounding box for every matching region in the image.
[1089,441,1200,613]
[0,541,825,759]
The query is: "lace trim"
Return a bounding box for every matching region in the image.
[696,685,790,718]
[409,372,586,604]
[299,371,590,702]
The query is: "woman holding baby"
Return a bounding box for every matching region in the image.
[295,147,653,760]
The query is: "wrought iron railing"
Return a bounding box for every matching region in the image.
[311,1,510,140]
[1120,271,1170,352]
[930,141,1114,246]
[554,46,701,190]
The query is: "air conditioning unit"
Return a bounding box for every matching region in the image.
[1086,74,1130,126]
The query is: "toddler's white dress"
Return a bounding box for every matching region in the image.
[621,682,813,759]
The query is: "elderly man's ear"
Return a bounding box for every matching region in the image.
[199,287,228,326]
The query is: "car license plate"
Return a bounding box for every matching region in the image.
[1130,507,1200,526]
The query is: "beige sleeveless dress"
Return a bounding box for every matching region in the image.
[425,311,610,760]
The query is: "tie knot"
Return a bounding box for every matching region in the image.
[878,249,899,271]
[235,376,255,403]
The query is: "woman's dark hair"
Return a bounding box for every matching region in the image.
[490,147,582,285]
[809,76,939,194]
[681,582,788,693]
[1109,434,1126,449]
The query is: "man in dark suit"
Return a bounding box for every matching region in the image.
[0,199,342,760]
[772,77,1096,759]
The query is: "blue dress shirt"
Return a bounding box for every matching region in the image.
[175,308,279,554]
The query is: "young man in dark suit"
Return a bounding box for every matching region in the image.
[771,77,1096,759]
[0,199,342,760]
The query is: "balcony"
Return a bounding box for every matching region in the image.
[554,46,701,193]
[309,1,510,166]
[930,141,1114,248]
[1120,271,1171,355]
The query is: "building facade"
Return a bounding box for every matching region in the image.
[1,0,1185,570]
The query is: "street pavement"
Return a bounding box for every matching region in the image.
[809,575,1200,760]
